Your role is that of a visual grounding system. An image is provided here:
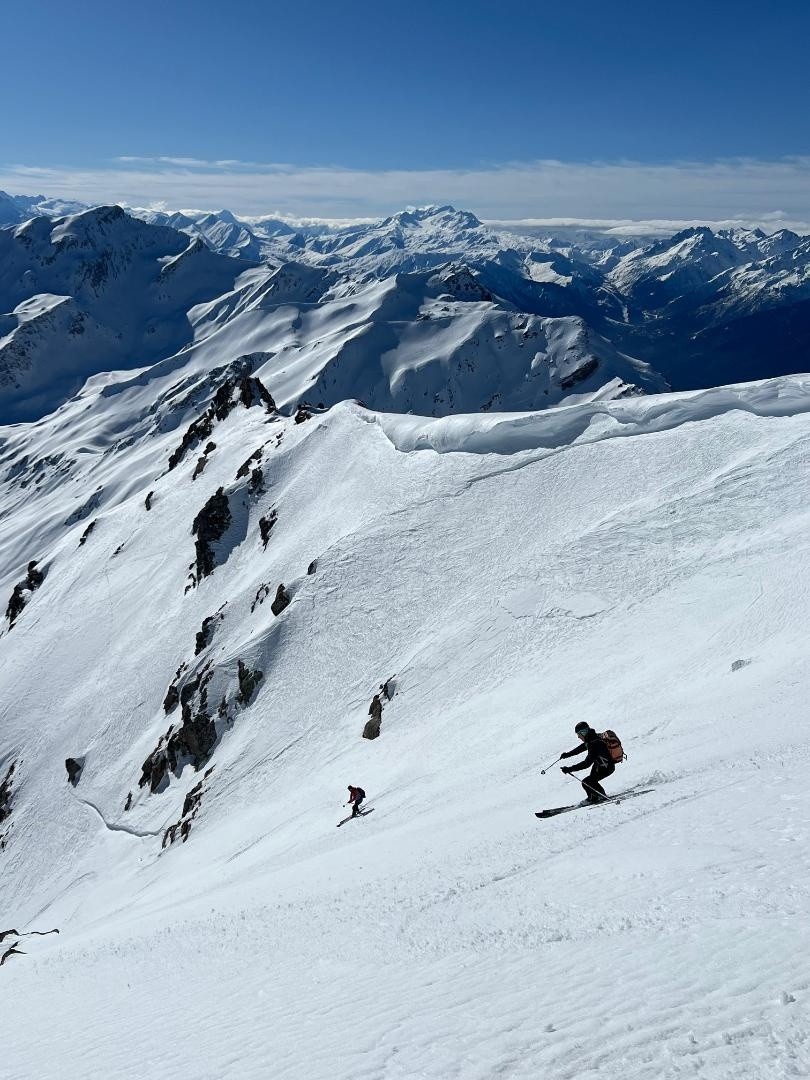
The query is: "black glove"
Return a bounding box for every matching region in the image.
[560,765,571,774]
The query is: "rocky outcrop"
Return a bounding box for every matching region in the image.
[191,487,231,580]
[363,695,383,740]
[195,609,225,656]
[307,560,317,575]
[64,487,103,526]
[65,757,84,786]
[139,707,217,793]
[250,583,271,613]
[270,584,290,616]
[5,561,45,628]
[259,510,277,548]
[0,761,17,849]
[560,357,599,390]
[237,661,263,706]
[168,366,276,471]
[362,676,396,739]
[162,766,214,848]
[78,520,97,546]
[236,448,263,479]
[145,490,154,511]
[294,404,312,424]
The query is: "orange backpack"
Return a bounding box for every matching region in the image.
[600,729,626,764]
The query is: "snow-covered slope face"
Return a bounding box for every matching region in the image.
[0,206,259,422]
[5,197,810,404]
[0,206,665,423]
[2,371,810,1078]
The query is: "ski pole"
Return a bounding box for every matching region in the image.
[563,768,617,802]
[540,756,562,775]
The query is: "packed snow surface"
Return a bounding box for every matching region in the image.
[1,372,810,1077]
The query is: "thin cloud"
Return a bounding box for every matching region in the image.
[2,157,809,230]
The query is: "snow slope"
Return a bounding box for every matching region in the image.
[1,369,810,1078]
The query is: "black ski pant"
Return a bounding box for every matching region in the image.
[351,798,364,817]
[582,762,614,801]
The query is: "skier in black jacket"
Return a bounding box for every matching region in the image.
[560,722,614,802]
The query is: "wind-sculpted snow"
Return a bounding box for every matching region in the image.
[2,361,810,1077]
[373,374,810,455]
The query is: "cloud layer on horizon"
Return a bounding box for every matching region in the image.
[1,156,809,233]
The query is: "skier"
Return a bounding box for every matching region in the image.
[560,722,614,802]
[346,785,366,817]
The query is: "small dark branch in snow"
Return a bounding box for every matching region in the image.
[0,944,25,966]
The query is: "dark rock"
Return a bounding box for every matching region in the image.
[380,676,396,701]
[78,520,97,546]
[26,561,44,589]
[168,366,276,471]
[203,441,216,455]
[0,761,16,824]
[112,543,125,556]
[249,467,264,493]
[250,583,271,612]
[192,455,208,480]
[145,490,154,511]
[236,448,263,479]
[368,694,383,724]
[237,660,263,706]
[307,560,317,575]
[65,757,84,786]
[5,561,46,628]
[195,613,222,655]
[294,404,312,424]
[162,769,214,848]
[259,510,277,548]
[191,488,231,580]
[163,683,180,714]
[362,718,381,740]
[731,658,752,672]
[124,791,132,812]
[560,357,599,390]
[270,584,290,616]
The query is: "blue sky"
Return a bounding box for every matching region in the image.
[4,0,810,222]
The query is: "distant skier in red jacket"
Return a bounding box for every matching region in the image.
[346,786,366,817]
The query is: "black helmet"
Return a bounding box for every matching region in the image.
[574,722,590,736]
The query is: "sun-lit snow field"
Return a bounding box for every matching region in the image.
[2,377,810,1078]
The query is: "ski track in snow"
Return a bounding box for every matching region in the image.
[2,374,810,1078]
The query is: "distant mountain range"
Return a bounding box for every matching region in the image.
[0,194,808,423]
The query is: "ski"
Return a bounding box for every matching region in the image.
[336,808,375,827]
[535,789,652,819]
